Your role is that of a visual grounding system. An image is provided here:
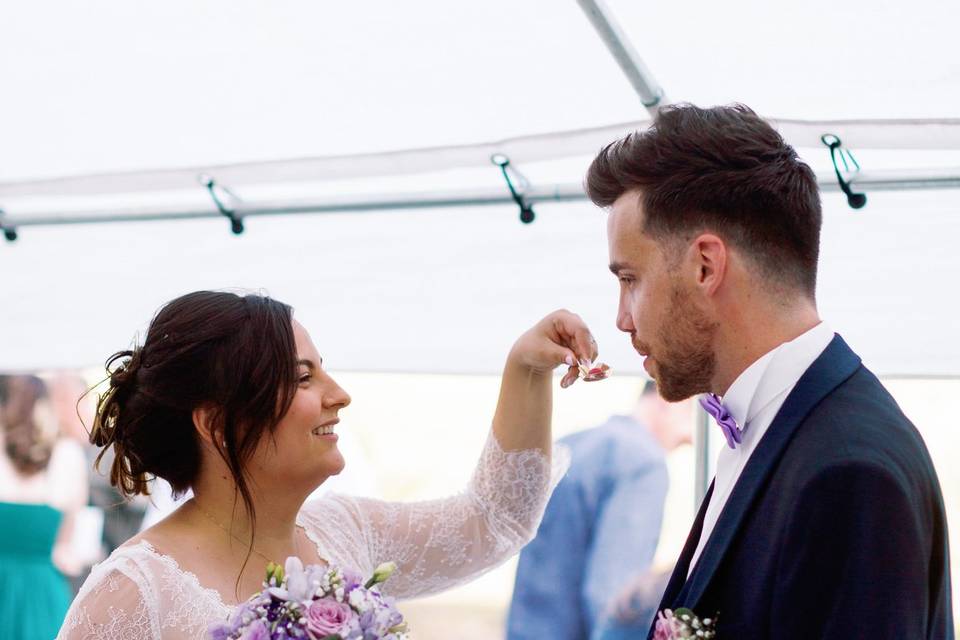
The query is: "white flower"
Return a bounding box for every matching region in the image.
[369,562,397,587]
[349,589,372,613]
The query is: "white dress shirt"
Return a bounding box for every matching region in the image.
[688,321,835,575]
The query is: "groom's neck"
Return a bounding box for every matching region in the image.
[710,293,821,397]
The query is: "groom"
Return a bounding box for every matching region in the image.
[585,103,953,638]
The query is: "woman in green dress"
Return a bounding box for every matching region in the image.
[0,375,88,640]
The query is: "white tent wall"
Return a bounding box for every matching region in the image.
[2,0,958,377]
[2,186,958,376]
[3,0,959,183]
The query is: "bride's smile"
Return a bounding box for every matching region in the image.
[311,420,338,438]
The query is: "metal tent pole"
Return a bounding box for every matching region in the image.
[4,168,958,229]
[576,0,669,114]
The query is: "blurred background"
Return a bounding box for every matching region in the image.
[1,0,958,637]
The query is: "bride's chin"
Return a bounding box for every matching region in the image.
[323,452,346,476]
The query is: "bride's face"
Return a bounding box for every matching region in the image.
[248,321,352,492]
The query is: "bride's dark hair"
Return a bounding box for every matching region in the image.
[91,290,298,532]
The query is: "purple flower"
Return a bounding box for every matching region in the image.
[341,568,363,594]
[284,557,316,603]
[337,615,363,640]
[231,602,258,628]
[304,564,327,594]
[374,604,402,631]
[241,619,270,640]
[305,597,354,638]
[206,622,234,640]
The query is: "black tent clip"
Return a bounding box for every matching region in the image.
[200,174,244,234]
[0,208,17,242]
[821,134,867,210]
[491,154,535,224]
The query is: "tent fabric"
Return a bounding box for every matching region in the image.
[2,118,959,199]
[1,0,958,377]
[2,189,957,377]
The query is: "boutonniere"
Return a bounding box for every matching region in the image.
[653,608,717,639]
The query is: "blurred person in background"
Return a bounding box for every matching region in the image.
[593,567,674,639]
[48,373,147,593]
[507,380,692,640]
[0,375,88,639]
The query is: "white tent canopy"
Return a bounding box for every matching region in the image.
[2,0,959,377]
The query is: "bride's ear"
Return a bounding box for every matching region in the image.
[192,405,222,450]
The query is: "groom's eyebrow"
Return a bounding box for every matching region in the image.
[609,262,626,275]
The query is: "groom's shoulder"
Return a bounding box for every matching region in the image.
[808,363,910,431]
[784,364,937,490]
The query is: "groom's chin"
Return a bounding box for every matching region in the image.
[652,370,702,403]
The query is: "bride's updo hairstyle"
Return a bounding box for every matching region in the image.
[91,291,298,521]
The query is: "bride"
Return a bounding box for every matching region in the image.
[58,290,600,639]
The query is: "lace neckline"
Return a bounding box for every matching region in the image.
[122,512,328,610]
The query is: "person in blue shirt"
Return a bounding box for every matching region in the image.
[507,380,691,640]
[592,566,674,640]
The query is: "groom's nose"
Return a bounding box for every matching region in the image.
[616,304,635,334]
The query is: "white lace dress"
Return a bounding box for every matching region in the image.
[58,433,568,639]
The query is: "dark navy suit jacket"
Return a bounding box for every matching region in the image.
[651,335,954,639]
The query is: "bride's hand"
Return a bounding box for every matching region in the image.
[508,309,599,388]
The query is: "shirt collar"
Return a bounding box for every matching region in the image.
[721,322,834,429]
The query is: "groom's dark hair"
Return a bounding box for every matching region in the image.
[585,103,822,297]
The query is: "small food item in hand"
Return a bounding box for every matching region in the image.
[577,359,611,382]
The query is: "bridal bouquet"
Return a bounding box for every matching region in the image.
[208,558,408,640]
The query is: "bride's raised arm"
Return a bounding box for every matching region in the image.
[300,310,600,599]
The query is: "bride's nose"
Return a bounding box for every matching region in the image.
[324,380,351,409]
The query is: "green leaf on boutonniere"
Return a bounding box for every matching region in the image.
[673,607,696,621]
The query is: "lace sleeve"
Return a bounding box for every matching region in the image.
[58,560,158,640]
[302,432,569,600]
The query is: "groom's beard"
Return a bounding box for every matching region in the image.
[643,283,718,402]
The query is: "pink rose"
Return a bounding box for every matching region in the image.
[653,609,681,640]
[305,598,354,638]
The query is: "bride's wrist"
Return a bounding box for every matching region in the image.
[505,347,553,378]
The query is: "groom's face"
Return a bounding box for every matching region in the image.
[608,191,718,401]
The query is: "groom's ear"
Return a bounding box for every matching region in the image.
[690,233,727,297]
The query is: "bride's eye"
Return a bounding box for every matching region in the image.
[298,372,311,384]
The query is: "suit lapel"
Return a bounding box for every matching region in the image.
[647,481,715,639]
[676,334,862,610]
[660,482,714,606]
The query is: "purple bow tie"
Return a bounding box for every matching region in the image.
[699,393,742,449]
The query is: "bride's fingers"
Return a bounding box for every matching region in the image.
[552,312,598,363]
[568,327,599,365]
[560,364,579,389]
